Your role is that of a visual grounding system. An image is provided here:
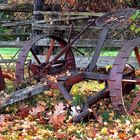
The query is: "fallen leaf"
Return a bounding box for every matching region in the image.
[118,133,126,139]
[67,125,77,133]
[19,102,28,110]
[70,135,81,140]
[29,104,45,116]
[54,102,65,116]
[18,107,30,118]
[0,115,5,126]
[55,132,67,139]
[64,0,76,5]
[101,127,108,135]
[87,130,95,138]
[135,128,140,134]
[49,113,65,130]
[48,103,66,130]
[0,135,6,140]
[132,135,140,140]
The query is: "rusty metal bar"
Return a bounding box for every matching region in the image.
[48,20,95,67]
[0,66,5,91]
[85,24,111,72]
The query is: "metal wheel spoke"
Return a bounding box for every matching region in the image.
[46,39,55,62]
[30,48,41,64]
[134,47,140,67]
[128,90,140,114]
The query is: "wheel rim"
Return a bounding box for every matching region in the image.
[109,38,140,117]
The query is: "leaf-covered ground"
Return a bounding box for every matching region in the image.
[0,81,140,140]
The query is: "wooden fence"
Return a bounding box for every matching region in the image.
[0,3,134,67]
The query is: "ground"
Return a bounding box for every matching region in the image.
[0,80,139,140]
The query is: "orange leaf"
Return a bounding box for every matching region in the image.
[0,135,6,140]
[49,102,66,130]
[87,130,95,138]
[55,132,66,139]
[49,114,65,125]
[49,114,66,130]
[118,133,126,139]
[64,0,76,5]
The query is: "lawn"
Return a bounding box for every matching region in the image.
[0,48,19,58]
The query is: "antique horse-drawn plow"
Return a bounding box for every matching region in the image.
[0,8,139,122]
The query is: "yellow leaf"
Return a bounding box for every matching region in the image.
[101,127,108,135]
[135,128,140,134]
[67,125,77,133]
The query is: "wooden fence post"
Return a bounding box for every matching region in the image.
[33,0,44,35]
[33,0,44,54]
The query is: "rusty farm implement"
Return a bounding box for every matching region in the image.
[0,8,139,122]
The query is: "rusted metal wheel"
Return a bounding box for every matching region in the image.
[109,38,140,117]
[15,35,75,85]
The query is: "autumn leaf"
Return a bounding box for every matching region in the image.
[101,127,108,135]
[0,115,5,126]
[0,135,6,140]
[118,133,126,139]
[49,113,66,130]
[29,104,45,116]
[70,135,81,140]
[53,102,65,116]
[87,130,95,138]
[49,102,66,130]
[55,132,67,139]
[132,135,140,140]
[17,107,30,118]
[37,112,46,124]
[64,0,76,5]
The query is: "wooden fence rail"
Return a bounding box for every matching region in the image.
[0,3,130,67]
[0,4,33,12]
[33,11,104,17]
[0,39,125,48]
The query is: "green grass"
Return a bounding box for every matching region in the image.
[0,48,119,57]
[0,47,135,59]
[0,48,19,58]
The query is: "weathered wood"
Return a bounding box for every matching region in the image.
[33,0,44,34]
[0,20,32,27]
[0,39,125,48]
[0,83,49,108]
[0,41,25,47]
[32,24,99,31]
[35,16,91,24]
[0,33,30,37]
[73,39,125,47]
[0,15,92,27]
[0,4,33,12]
[34,11,104,17]
[34,0,44,21]
[35,38,125,47]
